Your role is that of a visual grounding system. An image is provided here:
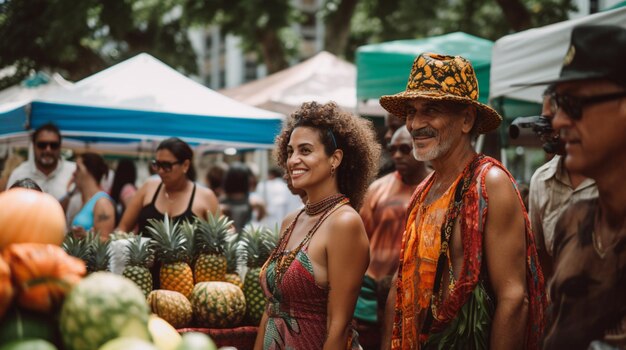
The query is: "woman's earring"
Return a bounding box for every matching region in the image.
[330,165,335,176]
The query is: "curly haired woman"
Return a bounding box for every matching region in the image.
[254,102,381,350]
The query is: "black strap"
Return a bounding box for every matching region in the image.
[420,154,484,336]
[151,182,163,205]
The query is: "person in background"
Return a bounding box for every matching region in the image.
[220,162,264,233]
[379,53,546,349]
[205,162,228,199]
[109,159,138,225]
[256,166,302,231]
[5,123,76,199]
[70,153,116,240]
[354,126,429,349]
[0,153,25,192]
[528,85,597,281]
[527,25,626,350]
[254,101,380,350]
[378,113,406,178]
[9,177,42,191]
[118,137,220,235]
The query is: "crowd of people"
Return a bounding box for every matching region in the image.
[1,24,624,349]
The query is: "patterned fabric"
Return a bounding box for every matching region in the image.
[391,172,461,349]
[379,53,502,134]
[259,222,360,349]
[544,198,626,349]
[391,155,547,349]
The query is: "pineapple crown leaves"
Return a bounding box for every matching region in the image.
[62,231,92,261]
[86,232,111,273]
[125,235,155,268]
[240,224,278,268]
[179,219,197,260]
[146,215,190,264]
[194,213,234,256]
[224,236,242,274]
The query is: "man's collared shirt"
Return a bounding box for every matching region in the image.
[528,155,598,256]
[6,157,76,200]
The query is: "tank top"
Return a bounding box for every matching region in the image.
[136,182,196,237]
[72,191,113,231]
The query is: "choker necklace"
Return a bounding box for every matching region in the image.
[305,193,346,215]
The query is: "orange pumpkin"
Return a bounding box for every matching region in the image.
[0,254,14,318]
[3,243,86,313]
[0,188,66,249]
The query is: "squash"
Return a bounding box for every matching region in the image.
[0,255,13,318]
[0,188,66,249]
[3,243,86,313]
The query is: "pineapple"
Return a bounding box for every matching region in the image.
[146,215,194,298]
[190,281,246,328]
[62,232,91,262]
[241,225,278,325]
[88,234,111,273]
[224,237,243,288]
[193,213,233,282]
[123,235,154,297]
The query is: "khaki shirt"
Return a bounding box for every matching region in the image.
[528,155,597,256]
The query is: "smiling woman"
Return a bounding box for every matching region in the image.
[254,102,380,350]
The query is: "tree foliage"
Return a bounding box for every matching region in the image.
[0,0,197,90]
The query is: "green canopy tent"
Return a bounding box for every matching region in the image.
[356,32,494,105]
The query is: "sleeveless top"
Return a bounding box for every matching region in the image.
[137,182,196,236]
[259,207,360,350]
[72,191,113,231]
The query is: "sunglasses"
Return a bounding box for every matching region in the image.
[151,160,181,172]
[549,91,626,120]
[35,141,60,150]
[388,144,412,155]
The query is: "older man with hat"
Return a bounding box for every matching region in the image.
[379,53,547,349]
[520,25,626,349]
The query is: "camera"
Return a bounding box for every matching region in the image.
[509,116,563,154]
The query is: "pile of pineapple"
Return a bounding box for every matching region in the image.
[63,213,278,331]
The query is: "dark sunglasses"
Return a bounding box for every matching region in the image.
[151,160,181,172]
[388,144,412,155]
[549,91,626,120]
[35,141,60,150]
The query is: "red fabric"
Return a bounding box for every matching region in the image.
[178,327,258,349]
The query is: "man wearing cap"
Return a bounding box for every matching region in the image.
[529,25,626,349]
[379,53,546,349]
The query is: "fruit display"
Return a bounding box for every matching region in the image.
[193,213,232,283]
[0,189,66,249]
[146,216,194,299]
[240,225,278,325]
[0,255,13,318]
[147,290,192,329]
[224,238,243,289]
[190,281,246,328]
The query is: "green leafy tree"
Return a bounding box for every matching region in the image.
[0,0,197,90]
[183,0,299,74]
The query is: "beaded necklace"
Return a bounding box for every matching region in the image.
[305,193,346,216]
[266,194,349,286]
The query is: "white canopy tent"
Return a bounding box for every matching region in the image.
[490,6,626,105]
[0,53,285,153]
[220,51,384,116]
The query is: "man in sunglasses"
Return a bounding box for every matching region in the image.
[528,85,597,282]
[523,25,626,349]
[354,126,429,347]
[5,123,76,201]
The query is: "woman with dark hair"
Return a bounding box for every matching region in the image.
[71,152,116,239]
[118,137,220,235]
[220,162,266,233]
[254,102,381,349]
[109,159,137,224]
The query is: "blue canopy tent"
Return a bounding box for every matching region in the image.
[0,53,284,152]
